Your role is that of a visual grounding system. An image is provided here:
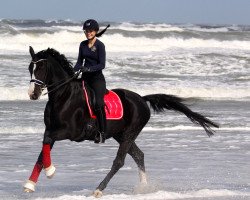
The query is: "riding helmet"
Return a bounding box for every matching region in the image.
[83,19,99,32]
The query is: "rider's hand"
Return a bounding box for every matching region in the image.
[75,70,82,79]
[80,66,90,73]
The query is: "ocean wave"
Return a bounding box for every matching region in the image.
[0,30,80,55]
[0,86,48,101]
[33,189,249,200]
[112,22,185,32]
[0,20,249,54]
[0,19,249,102]
[0,86,43,101]
[113,22,250,35]
[130,86,250,101]
[0,86,249,101]
[1,19,250,55]
[2,19,250,32]
[0,126,43,134]
[1,31,250,56]
[103,34,250,52]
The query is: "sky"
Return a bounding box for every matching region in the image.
[0,0,250,25]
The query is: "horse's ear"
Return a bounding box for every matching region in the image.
[29,46,35,59]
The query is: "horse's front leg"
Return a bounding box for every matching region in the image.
[42,142,56,178]
[23,151,43,193]
[24,136,55,192]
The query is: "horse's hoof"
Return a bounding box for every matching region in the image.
[23,180,36,193]
[45,164,56,178]
[93,189,103,198]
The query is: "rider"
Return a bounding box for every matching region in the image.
[74,19,109,143]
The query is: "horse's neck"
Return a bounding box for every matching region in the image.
[48,80,89,119]
[47,61,73,100]
[49,63,70,84]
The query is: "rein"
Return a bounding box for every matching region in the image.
[43,72,79,95]
[30,59,81,96]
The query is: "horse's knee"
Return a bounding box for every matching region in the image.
[43,131,53,144]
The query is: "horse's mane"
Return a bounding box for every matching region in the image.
[36,48,74,76]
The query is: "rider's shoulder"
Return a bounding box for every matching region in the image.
[80,40,88,46]
[96,39,105,48]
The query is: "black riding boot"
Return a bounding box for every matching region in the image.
[94,106,107,143]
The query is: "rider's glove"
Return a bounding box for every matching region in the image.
[75,70,82,79]
[80,66,90,73]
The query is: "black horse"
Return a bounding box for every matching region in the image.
[24,46,219,197]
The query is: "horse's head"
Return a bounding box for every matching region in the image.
[28,46,48,100]
[28,46,74,100]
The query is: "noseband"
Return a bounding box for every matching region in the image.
[29,58,80,95]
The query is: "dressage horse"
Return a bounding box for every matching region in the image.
[24,46,219,197]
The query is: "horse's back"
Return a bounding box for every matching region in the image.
[111,88,151,125]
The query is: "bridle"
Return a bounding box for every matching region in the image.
[30,58,80,96]
[30,59,48,87]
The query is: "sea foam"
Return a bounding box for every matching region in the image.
[0,85,249,101]
[32,189,249,200]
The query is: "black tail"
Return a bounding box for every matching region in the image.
[143,94,219,137]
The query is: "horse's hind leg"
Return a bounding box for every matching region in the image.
[93,140,133,198]
[128,142,147,184]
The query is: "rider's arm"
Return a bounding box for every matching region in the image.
[74,43,84,71]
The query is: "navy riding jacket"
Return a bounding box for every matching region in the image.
[74,39,106,73]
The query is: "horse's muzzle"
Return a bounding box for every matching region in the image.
[28,83,42,100]
[29,93,39,100]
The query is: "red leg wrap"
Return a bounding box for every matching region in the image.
[42,144,51,168]
[29,162,43,183]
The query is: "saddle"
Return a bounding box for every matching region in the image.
[82,81,123,120]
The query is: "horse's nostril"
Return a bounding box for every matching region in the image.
[30,94,38,100]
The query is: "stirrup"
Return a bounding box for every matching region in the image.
[94,132,105,144]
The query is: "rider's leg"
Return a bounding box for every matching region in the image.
[94,105,106,143]
[88,77,107,143]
